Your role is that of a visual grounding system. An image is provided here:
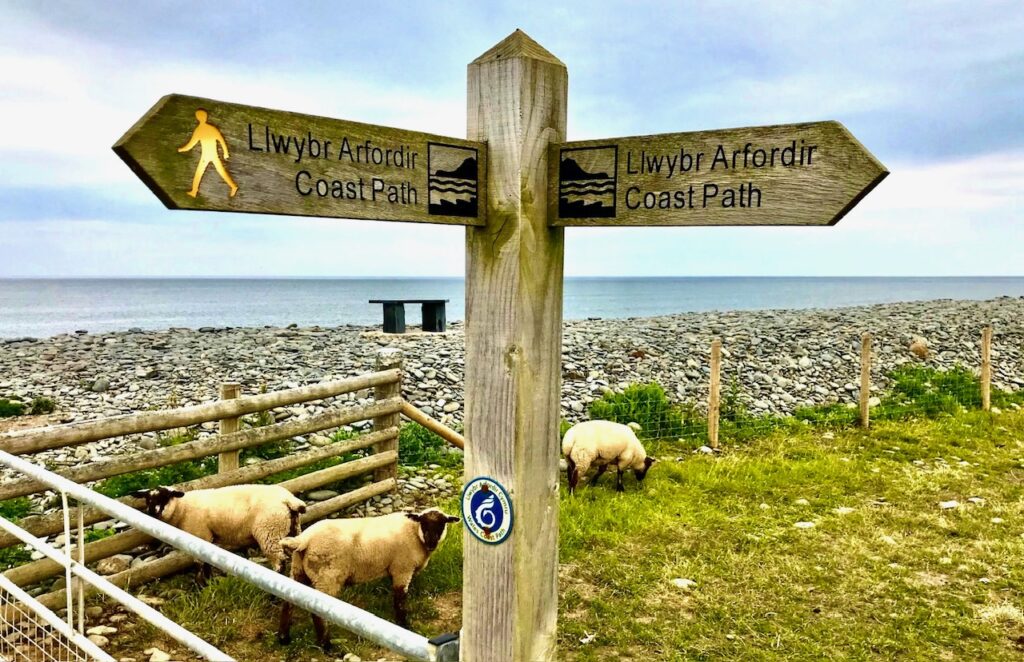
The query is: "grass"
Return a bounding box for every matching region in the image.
[0,398,25,418]
[102,407,1024,661]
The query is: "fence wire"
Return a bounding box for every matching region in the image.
[0,580,103,662]
[560,326,1024,449]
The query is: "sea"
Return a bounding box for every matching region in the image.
[2,277,1024,340]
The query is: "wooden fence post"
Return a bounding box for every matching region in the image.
[981,325,992,411]
[708,338,722,449]
[462,30,566,662]
[217,383,241,473]
[373,348,402,484]
[859,333,872,428]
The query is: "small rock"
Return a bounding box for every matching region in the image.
[833,506,855,515]
[794,498,810,506]
[991,517,1004,524]
[342,654,363,662]
[91,378,111,393]
[759,503,770,510]
[696,445,714,455]
[87,625,118,636]
[794,521,816,529]
[307,490,339,502]
[145,648,171,662]
[967,496,985,505]
[671,578,697,590]
[96,554,133,576]
[939,500,960,510]
[87,634,109,647]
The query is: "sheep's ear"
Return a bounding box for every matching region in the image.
[445,515,461,524]
[405,513,423,523]
[130,489,152,499]
[170,490,185,498]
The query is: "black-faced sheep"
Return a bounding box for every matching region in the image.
[562,420,656,494]
[134,484,306,581]
[276,507,460,650]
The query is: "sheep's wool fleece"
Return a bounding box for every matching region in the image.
[163,485,303,550]
[562,420,648,471]
[287,513,434,591]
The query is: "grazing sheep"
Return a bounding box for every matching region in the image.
[134,484,306,581]
[277,507,460,649]
[910,336,930,360]
[562,420,656,494]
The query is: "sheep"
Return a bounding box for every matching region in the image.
[562,420,656,494]
[276,507,460,650]
[134,484,306,581]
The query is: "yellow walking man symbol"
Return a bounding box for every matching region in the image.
[178,109,238,198]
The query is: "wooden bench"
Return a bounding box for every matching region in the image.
[369,299,449,334]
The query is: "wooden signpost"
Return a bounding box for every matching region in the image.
[550,122,887,226]
[115,95,486,226]
[115,29,887,662]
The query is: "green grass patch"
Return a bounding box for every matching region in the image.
[122,410,1024,662]
[0,497,32,522]
[399,423,462,468]
[588,382,706,442]
[0,399,25,418]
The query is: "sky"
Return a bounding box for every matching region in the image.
[0,0,1021,277]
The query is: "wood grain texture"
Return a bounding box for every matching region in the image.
[401,401,465,450]
[0,369,399,456]
[114,94,486,226]
[462,30,566,662]
[981,326,992,411]
[373,349,402,483]
[549,121,887,226]
[0,417,399,550]
[860,333,872,428]
[218,383,242,474]
[708,338,722,449]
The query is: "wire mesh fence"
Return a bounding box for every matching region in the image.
[0,577,106,662]
[559,324,1024,449]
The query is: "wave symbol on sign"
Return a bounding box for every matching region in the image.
[474,494,497,534]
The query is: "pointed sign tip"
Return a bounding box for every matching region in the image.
[472,29,564,66]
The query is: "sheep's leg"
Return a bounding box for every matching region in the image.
[277,601,294,645]
[616,466,625,492]
[393,585,410,627]
[311,576,342,652]
[566,457,579,494]
[277,559,311,645]
[589,464,608,487]
[391,571,414,628]
[311,613,330,652]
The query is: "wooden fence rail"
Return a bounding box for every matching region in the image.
[0,399,403,503]
[0,369,400,456]
[0,347,414,608]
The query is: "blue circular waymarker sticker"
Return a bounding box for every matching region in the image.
[461,477,513,545]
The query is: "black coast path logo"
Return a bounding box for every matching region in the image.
[427,143,479,218]
[558,145,617,218]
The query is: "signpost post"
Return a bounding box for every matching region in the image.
[115,29,887,662]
